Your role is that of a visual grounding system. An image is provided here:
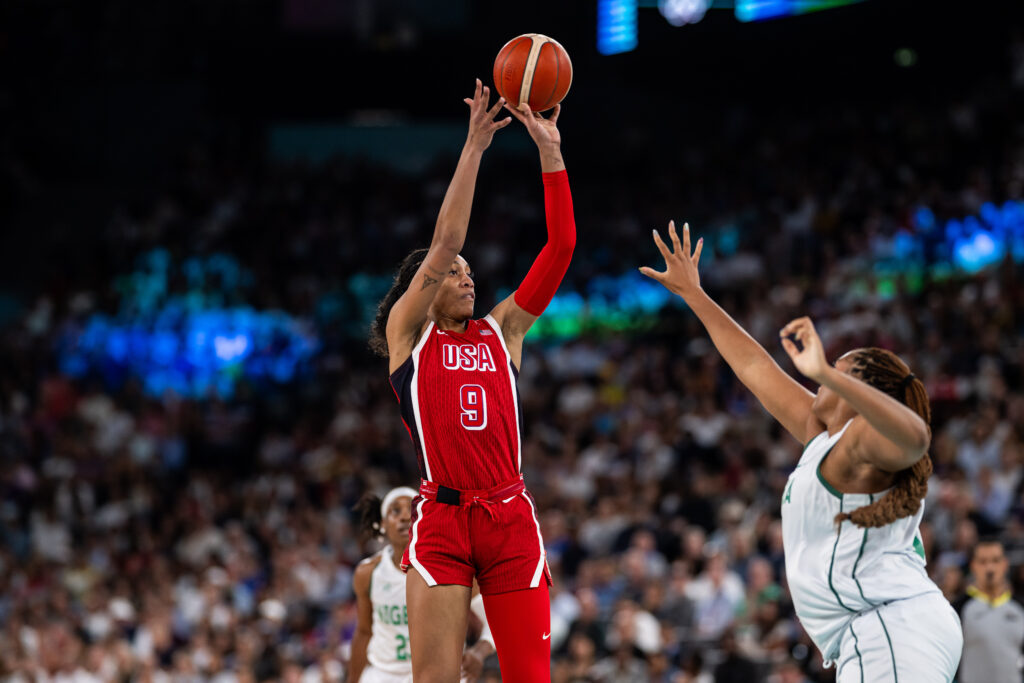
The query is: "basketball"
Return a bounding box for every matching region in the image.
[492,34,572,112]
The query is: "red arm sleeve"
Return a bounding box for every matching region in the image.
[513,170,577,316]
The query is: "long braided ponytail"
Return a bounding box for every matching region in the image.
[834,348,933,529]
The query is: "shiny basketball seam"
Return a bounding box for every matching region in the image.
[519,35,547,110]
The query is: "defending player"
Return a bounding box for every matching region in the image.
[347,487,495,683]
[640,222,962,682]
[368,80,575,683]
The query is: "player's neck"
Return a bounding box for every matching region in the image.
[822,405,857,436]
[433,314,470,333]
[391,545,407,569]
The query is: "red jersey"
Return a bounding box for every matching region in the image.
[390,315,523,490]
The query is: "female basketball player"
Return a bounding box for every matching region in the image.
[368,80,575,683]
[640,222,963,682]
[348,488,495,683]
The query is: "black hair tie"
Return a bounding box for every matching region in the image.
[899,373,917,391]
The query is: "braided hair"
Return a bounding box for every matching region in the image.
[353,492,385,540]
[834,348,933,529]
[368,248,430,358]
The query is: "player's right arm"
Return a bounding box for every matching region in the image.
[386,80,510,369]
[346,556,381,683]
[640,221,818,444]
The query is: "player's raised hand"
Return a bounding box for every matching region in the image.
[780,317,830,383]
[504,102,562,151]
[464,78,511,152]
[639,221,704,300]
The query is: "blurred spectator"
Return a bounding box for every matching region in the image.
[953,539,1024,683]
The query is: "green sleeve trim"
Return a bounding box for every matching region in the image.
[816,453,844,499]
[877,611,899,682]
[828,498,855,612]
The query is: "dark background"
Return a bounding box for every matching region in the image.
[3,0,1022,289]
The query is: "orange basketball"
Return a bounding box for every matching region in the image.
[492,34,572,112]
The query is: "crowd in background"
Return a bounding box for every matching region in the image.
[2,64,1024,683]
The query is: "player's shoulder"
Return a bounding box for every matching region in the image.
[353,552,385,590]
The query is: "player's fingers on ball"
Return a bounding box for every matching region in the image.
[503,103,523,120]
[550,103,561,124]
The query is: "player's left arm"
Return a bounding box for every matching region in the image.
[780,317,930,472]
[489,103,574,367]
[345,557,379,683]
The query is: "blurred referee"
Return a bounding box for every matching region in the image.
[953,539,1024,683]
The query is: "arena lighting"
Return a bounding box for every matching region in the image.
[735,0,865,22]
[599,0,870,54]
[597,0,638,55]
[659,0,711,26]
[525,199,1024,340]
[58,251,320,398]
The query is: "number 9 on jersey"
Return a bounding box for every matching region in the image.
[459,384,487,430]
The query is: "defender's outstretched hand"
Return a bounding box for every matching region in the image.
[464,79,511,152]
[639,220,704,300]
[780,317,830,383]
[504,102,562,151]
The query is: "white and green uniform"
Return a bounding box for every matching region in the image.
[781,421,962,682]
[363,546,412,683]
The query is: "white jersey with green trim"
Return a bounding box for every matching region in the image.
[367,545,412,675]
[780,420,940,662]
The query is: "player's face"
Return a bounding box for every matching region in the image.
[971,543,1008,590]
[811,355,854,417]
[434,256,475,320]
[383,496,412,548]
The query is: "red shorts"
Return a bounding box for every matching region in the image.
[401,476,551,595]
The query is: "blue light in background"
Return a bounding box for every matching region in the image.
[58,252,319,399]
[598,0,638,55]
[735,0,865,22]
[528,199,1024,340]
[735,0,790,22]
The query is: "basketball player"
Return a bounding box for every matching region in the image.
[368,80,575,683]
[640,222,963,681]
[347,487,495,683]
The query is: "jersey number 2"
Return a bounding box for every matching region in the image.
[459,384,487,430]
[396,634,409,661]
